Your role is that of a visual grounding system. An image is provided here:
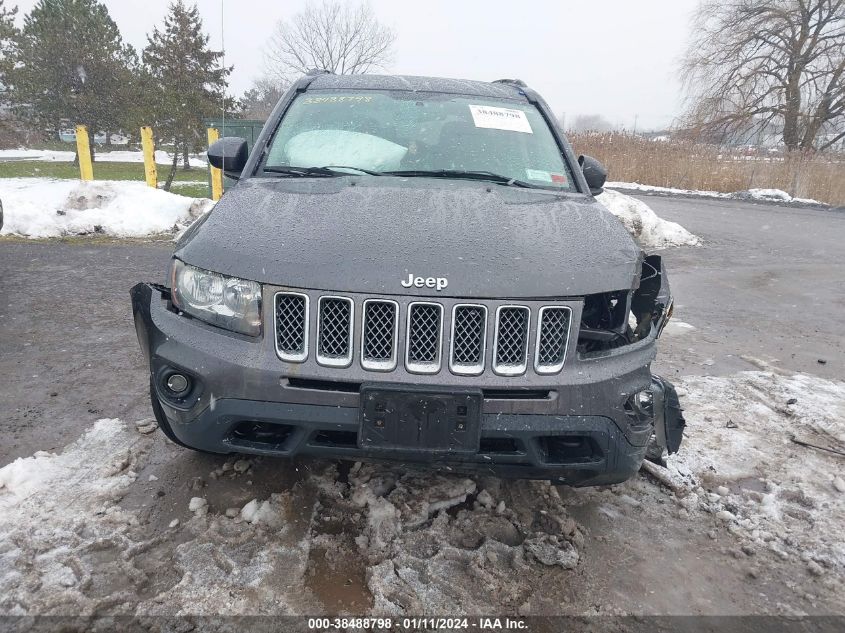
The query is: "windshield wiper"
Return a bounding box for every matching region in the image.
[383,169,537,188]
[263,165,384,177]
[264,166,538,188]
[321,165,384,176]
[263,166,337,177]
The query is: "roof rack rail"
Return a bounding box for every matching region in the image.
[493,78,527,87]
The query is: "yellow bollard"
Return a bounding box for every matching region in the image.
[207,127,223,201]
[140,126,158,188]
[75,125,93,181]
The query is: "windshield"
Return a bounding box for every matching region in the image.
[263,90,575,189]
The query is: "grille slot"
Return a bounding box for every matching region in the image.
[316,296,354,367]
[361,299,399,371]
[274,292,309,362]
[405,302,443,373]
[493,306,530,376]
[535,307,571,374]
[449,304,487,375]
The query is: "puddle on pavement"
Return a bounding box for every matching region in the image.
[305,546,373,613]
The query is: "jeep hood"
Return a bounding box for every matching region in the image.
[175,177,642,298]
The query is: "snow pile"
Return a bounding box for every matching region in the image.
[597,188,701,248]
[0,147,206,166]
[0,178,213,238]
[646,369,845,575]
[0,420,140,510]
[0,419,151,615]
[662,319,696,337]
[739,188,821,204]
[0,418,315,616]
[608,181,822,205]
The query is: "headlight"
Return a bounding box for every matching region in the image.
[171,259,262,336]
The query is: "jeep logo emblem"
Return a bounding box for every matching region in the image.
[401,274,448,292]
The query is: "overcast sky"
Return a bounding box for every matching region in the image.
[12,0,700,130]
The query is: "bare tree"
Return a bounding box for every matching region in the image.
[264,1,395,83]
[240,76,289,119]
[681,0,845,151]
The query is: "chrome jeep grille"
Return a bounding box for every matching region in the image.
[406,302,443,373]
[535,307,571,374]
[316,297,353,367]
[272,291,573,377]
[274,292,308,362]
[450,305,487,375]
[493,306,530,375]
[361,300,398,371]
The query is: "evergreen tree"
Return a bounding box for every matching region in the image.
[0,1,20,147]
[143,0,232,186]
[5,0,138,158]
[0,1,17,83]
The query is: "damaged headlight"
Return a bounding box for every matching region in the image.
[171,259,262,336]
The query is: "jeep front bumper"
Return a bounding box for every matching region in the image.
[132,282,667,485]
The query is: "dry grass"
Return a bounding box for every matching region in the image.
[569,132,845,206]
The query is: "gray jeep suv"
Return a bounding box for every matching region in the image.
[131,73,684,485]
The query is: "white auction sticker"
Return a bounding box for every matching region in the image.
[469,105,533,133]
[525,169,552,182]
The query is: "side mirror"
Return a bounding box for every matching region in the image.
[578,154,607,195]
[208,137,248,178]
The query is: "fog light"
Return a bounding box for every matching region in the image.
[635,389,653,409]
[166,373,189,394]
[625,388,654,420]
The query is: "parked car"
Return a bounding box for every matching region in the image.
[131,72,684,485]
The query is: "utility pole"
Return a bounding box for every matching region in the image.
[633,114,638,135]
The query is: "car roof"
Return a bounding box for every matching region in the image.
[306,73,529,101]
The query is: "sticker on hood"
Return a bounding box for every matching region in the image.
[469,105,533,133]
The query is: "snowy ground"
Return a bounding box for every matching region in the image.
[0,148,207,168]
[608,181,824,206]
[0,179,213,238]
[1,368,842,616]
[650,366,845,574]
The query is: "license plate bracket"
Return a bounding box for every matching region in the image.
[359,384,483,454]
